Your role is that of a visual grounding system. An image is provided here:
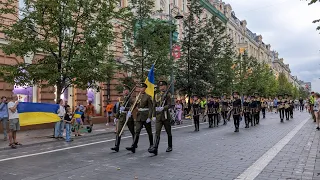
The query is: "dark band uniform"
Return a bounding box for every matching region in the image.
[221,95,229,125]
[243,97,251,128]
[149,81,172,155]
[206,96,220,128]
[278,95,285,122]
[231,92,242,132]
[249,96,258,126]
[261,98,268,119]
[111,85,135,152]
[284,94,290,121]
[192,97,201,131]
[126,83,153,153]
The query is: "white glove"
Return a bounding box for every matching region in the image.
[120,106,125,111]
[114,118,118,124]
[146,118,151,123]
[156,107,164,112]
[126,111,132,120]
[152,117,156,122]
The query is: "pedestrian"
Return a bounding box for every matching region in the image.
[284,94,290,121]
[314,93,320,130]
[7,94,21,149]
[0,96,8,141]
[273,97,278,114]
[126,82,153,153]
[261,96,267,119]
[149,80,172,156]
[55,99,66,139]
[175,100,183,125]
[105,102,113,126]
[299,97,304,112]
[64,106,74,142]
[74,107,83,137]
[278,95,285,123]
[85,101,95,127]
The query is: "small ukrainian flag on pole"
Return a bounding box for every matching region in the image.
[144,64,155,99]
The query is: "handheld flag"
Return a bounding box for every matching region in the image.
[17,102,60,126]
[144,64,155,99]
[74,111,83,118]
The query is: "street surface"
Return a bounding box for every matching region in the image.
[0,111,318,180]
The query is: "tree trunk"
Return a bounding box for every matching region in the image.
[56,83,63,104]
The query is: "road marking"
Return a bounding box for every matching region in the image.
[0,122,203,162]
[236,118,309,180]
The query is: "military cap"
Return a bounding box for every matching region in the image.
[138,82,147,88]
[158,81,168,86]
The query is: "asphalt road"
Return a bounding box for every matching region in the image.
[0,111,312,180]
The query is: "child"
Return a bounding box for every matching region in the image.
[64,107,74,142]
[74,107,84,137]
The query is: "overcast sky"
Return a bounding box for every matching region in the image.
[222,0,320,91]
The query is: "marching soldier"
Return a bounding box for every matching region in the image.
[243,95,251,128]
[221,94,229,125]
[278,94,285,122]
[126,83,154,153]
[254,93,261,124]
[149,81,172,156]
[284,94,290,121]
[289,95,294,119]
[249,95,256,126]
[111,85,135,152]
[191,95,201,131]
[261,96,268,119]
[230,92,242,132]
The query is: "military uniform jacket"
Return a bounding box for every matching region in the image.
[284,99,290,109]
[243,100,250,113]
[153,92,171,121]
[206,101,219,115]
[278,99,285,109]
[257,100,261,111]
[249,100,258,113]
[221,100,229,112]
[115,95,133,121]
[192,100,201,116]
[232,99,242,115]
[261,101,268,108]
[136,93,153,121]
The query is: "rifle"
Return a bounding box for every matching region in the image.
[122,85,137,110]
[160,82,174,107]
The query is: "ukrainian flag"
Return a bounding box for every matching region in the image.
[17,102,60,126]
[144,64,155,99]
[74,111,83,118]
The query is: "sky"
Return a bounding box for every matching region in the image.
[222,0,320,91]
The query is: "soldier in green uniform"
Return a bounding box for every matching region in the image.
[149,81,172,156]
[126,83,153,153]
[111,85,135,152]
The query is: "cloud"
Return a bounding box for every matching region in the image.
[223,0,320,83]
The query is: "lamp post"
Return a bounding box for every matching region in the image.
[169,3,183,105]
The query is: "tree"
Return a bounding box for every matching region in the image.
[307,0,320,32]
[175,0,207,100]
[0,0,128,100]
[121,0,174,83]
[277,72,293,95]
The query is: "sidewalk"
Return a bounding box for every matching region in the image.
[0,123,117,150]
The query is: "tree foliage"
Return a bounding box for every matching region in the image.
[0,0,129,100]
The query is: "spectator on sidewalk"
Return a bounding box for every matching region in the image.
[64,106,74,142]
[105,103,113,126]
[55,99,66,139]
[7,94,21,149]
[85,101,95,127]
[74,106,83,137]
[314,93,320,130]
[273,98,278,114]
[0,96,8,141]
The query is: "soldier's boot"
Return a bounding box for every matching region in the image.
[209,118,212,128]
[148,136,160,155]
[166,136,173,152]
[126,135,139,153]
[111,135,121,152]
[197,120,200,131]
[148,134,154,151]
[194,120,197,131]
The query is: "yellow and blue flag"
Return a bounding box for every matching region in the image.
[74,111,83,118]
[17,102,60,126]
[144,64,155,99]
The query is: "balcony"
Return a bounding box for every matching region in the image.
[199,0,228,24]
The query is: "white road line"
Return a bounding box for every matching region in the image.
[236,118,309,180]
[0,122,203,162]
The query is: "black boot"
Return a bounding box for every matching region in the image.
[166,136,172,152]
[223,119,227,125]
[111,135,121,152]
[197,120,200,131]
[148,136,160,155]
[126,135,139,153]
[194,120,197,131]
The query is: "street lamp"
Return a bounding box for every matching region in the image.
[169,3,183,106]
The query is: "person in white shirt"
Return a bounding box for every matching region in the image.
[7,94,20,149]
[55,99,66,139]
